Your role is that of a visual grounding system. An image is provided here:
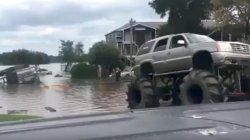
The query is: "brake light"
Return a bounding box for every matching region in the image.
[217,42,233,52]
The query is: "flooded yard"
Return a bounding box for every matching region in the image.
[0,64,128,117]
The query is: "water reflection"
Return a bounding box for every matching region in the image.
[0,64,128,117]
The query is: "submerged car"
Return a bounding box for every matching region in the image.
[0,65,39,84]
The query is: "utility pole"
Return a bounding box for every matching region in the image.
[221,31,224,41]
[220,25,225,41]
[229,33,232,41]
[129,18,136,67]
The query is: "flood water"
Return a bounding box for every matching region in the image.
[0,64,128,117]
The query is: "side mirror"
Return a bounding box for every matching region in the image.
[177,40,186,45]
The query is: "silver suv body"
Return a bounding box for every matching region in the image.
[134,33,250,77]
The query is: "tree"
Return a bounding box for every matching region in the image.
[89,41,124,78]
[59,40,75,71]
[74,42,84,57]
[58,40,89,70]
[212,0,250,41]
[149,0,212,35]
[59,40,75,62]
[74,42,88,63]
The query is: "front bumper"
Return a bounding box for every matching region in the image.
[211,52,250,66]
[227,93,250,102]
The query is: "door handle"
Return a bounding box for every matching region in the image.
[167,52,171,55]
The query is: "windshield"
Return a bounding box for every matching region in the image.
[187,34,215,43]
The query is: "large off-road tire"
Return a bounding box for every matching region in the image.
[241,76,250,94]
[127,78,160,109]
[180,70,224,105]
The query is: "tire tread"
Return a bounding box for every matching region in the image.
[181,70,224,105]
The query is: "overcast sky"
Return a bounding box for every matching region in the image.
[0,0,166,55]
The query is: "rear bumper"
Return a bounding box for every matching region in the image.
[211,52,250,66]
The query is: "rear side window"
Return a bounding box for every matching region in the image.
[137,41,155,56]
[170,35,187,49]
[154,38,168,52]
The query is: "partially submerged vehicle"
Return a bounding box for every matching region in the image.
[0,65,39,84]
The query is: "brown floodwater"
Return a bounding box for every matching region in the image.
[0,64,129,117]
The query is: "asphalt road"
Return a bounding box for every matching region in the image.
[1,101,250,139]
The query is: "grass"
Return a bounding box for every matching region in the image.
[0,114,40,122]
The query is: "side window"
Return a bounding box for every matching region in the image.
[154,38,168,52]
[170,35,187,49]
[137,41,155,56]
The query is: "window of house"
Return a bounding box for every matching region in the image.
[137,41,155,56]
[154,38,168,52]
[116,32,122,38]
[108,35,111,41]
[170,35,187,49]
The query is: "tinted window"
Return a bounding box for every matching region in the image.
[170,35,187,49]
[137,41,155,56]
[154,38,168,52]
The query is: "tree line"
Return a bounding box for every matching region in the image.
[150,0,250,42]
[0,49,50,65]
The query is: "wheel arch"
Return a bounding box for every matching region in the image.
[140,62,154,77]
[192,51,214,71]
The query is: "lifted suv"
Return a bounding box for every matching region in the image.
[127,33,250,109]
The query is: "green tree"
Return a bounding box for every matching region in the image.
[59,40,75,62]
[74,42,88,63]
[149,0,212,35]
[89,41,123,78]
[212,0,250,40]
[59,40,75,71]
[74,42,84,57]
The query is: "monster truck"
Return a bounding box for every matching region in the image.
[127,33,250,109]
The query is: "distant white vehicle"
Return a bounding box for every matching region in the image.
[109,67,135,80]
[120,67,135,79]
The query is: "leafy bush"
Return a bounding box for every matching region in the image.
[70,63,97,79]
[89,41,124,77]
